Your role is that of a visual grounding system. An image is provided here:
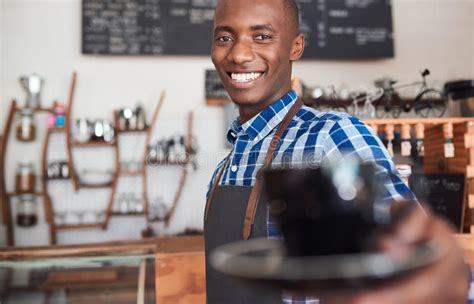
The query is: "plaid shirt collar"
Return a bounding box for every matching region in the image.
[226,90,298,145]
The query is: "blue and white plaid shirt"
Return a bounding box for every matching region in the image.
[208,90,473,303]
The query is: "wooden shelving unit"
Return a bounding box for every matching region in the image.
[364,117,474,233]
[147,111,194,226]
[1,71,193,246]
[421,120,474,233]
[0,97,57,246]
[104,92,165,227]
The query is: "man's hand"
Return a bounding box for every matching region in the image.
[350,203,470,304]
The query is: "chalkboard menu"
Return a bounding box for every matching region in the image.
[409,173,466,232]
[82,0,394,59]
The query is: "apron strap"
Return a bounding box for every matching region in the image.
[204,155,230,221]
[243,98,303,239]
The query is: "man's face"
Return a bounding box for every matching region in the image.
[211,0,303,112]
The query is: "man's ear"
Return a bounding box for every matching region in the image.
[290,33,305,61]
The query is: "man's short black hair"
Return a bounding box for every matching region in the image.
[283,0,300,33]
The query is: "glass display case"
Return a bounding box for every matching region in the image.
[0,239,158,304]
[0,235,206,304]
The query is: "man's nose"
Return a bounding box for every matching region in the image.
[227,39,255,64]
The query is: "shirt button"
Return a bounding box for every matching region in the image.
[231,165,238,172]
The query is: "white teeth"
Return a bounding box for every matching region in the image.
[231,72,262,83]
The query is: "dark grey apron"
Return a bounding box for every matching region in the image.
[204,99,303,304]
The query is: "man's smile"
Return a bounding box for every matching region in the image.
[229,72,263,83]
[225,71,265,89]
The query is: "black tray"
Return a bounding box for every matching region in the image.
[211,238,445,293]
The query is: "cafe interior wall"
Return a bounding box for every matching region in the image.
[0,0,473,247]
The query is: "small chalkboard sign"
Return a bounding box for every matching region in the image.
[409,173,466,232]
[205,69,228,105]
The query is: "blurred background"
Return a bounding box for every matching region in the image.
[0,0,473,248]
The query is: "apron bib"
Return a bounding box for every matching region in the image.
[204,99,303,303]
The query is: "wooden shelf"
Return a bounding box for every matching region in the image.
[72,140,116,147]
[14,106,53,113]
[48,127,66,133]
[6,192,45,197]
[116,127,149,134]
[110,212,145,217]
[118,170,144,177]
[45,177,70,181]
[77,182,113,189]
[55,223,104,231]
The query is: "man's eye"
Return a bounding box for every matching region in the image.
[255,34,271,41]
[216,36,233,42]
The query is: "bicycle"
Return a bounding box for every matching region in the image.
[374,69,446,118]
[349,87,384,118]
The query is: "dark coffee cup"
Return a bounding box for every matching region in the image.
[263,160,388,257]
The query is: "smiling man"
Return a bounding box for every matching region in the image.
[203,0,471,303]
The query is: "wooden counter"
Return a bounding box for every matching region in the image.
[155,236,205,304]
[0,237,157,260]
[0,234,471,304]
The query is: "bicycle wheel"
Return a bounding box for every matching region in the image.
[415,89,446,118]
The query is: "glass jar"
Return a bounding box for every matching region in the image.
[17,195,38,227]
[15,162,36,193]
[16,109,36,142]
